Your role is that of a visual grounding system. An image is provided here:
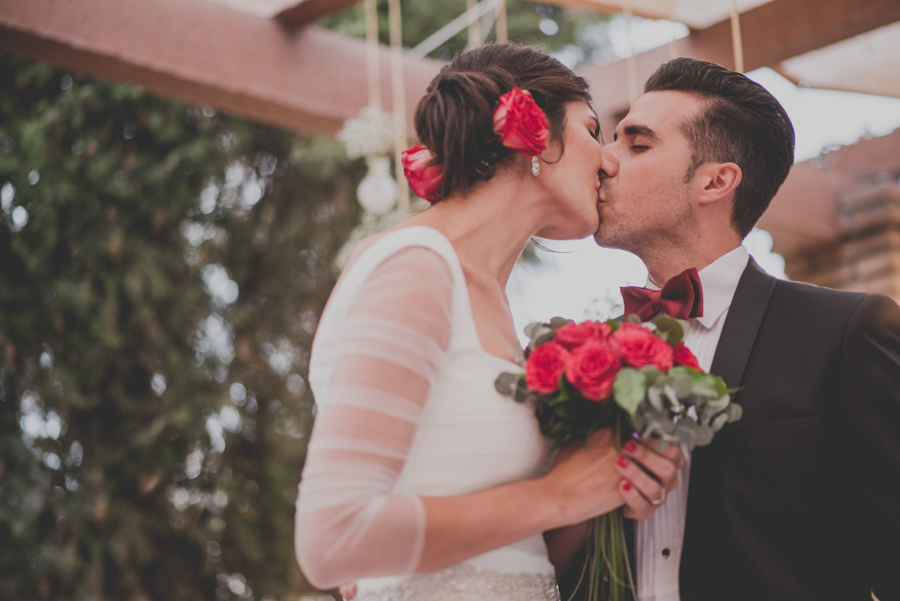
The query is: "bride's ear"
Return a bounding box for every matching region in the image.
[697,162,742,206]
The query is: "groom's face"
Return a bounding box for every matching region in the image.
[593,91,703,256]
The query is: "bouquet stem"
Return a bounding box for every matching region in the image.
[587,508,635,601]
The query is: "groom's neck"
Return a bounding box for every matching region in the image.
[644,242,742,287]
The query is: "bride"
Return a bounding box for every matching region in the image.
[294,43,682,601]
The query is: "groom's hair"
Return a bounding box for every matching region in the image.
[415,43,592,199]
[644,58,795,238]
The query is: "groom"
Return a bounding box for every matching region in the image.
[581,57,900,601]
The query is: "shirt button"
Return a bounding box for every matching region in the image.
[662,548,671,558]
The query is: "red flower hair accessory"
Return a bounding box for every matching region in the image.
[401,144,444,204]
[492,88,549,157]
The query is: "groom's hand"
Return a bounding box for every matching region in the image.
[615,439,684,520]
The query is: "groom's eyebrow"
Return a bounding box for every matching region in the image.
[623,124,659,140]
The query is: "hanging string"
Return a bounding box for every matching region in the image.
[667,0,678,60]
[467,0,481,49]
[624,0,639,105]
[365,0,381,109]
[388,0,409,211]
[496,0,507,42]
[730,0,745,73]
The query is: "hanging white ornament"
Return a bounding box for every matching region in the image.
[356,155,398,215]
[336,106,395,160]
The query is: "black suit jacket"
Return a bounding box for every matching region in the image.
[679,258,900,601]
[558,258,900,601]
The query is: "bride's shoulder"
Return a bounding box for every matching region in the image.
[345,226,456,272]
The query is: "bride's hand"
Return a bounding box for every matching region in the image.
[542,428,625,524]
[615,438,684,520]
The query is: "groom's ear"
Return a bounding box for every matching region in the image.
[697,162,742,206]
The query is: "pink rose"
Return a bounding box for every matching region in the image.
[525,341,569,395]
[554,320,612,351]
[565,340,621,402]
[492,88,549,157]
[673,342,701,370]
[609,324,674,372]
[401,144,444,203]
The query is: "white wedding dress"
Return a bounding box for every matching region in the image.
[295,226,559,601]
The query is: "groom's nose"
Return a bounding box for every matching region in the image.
[598,150,618,179]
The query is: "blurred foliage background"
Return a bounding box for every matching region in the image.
[0,2,610,600]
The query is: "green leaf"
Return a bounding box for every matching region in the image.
[654,316,687,345]
[523,321,544,339]
[494,372,518,397]
[625,313,643,324]
[548,316,574,329]
[613,367,646,418]
[726,402,743,423]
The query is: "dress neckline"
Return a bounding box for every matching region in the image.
[373,225,524,371]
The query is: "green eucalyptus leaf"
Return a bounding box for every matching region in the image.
[549,316,574,329]
[695,424,715,447]
[532,331,555,347]
[494,372,519,397]
[614,367,646,417]
[726,402,743,423]
[523,322,544,339]
[654,316,686,345]
[625,313,643,324]
[670,374,693,399]
[711,411,730,431]
[640,364,662,386]
[684,370,724,398]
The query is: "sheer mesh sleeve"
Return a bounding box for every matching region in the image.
[295,246,454,589]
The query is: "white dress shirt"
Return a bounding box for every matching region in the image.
[635,246,750,601]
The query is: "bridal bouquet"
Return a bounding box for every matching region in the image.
[494,315,741,601]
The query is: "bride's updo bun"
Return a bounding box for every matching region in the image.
[413,43,592,200]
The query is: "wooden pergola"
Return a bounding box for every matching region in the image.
[2,0,899,300]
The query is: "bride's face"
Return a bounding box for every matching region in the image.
[534,102,604,240]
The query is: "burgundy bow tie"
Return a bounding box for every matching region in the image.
[621,267,704,321]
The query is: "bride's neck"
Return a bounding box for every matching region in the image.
[413,177,541,287]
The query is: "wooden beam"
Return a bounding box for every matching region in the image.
[276,0,364,28]
[579,0,900,138]
[0,0,441,137]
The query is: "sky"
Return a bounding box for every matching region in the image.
[506,15,900,339]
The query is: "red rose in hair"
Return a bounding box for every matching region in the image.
[565,340,620,402]
[525,342,569,395]
[555,320,612,351]
[401,144,444,203]
[673,342,701,370]
[609,323,674,372]
[492,88,549,157]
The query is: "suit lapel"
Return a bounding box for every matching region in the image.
[709,257,777,390]
[680,257,777,596]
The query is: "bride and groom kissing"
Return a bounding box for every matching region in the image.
[294,43,900,601]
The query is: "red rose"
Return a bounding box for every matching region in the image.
[673,342,701,370]
[492,88,549,157]
[401,144,444,203]
[609,324,674,372]
[565,340,621,402]
[555,320,612,351]
[525,341,569,395]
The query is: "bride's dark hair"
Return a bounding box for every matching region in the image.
[414,43,592,200]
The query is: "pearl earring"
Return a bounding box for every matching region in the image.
[531,156,540,176]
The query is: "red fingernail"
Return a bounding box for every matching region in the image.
[623,441,637,453]
[622,481,631,491]
[616,456,629,468]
